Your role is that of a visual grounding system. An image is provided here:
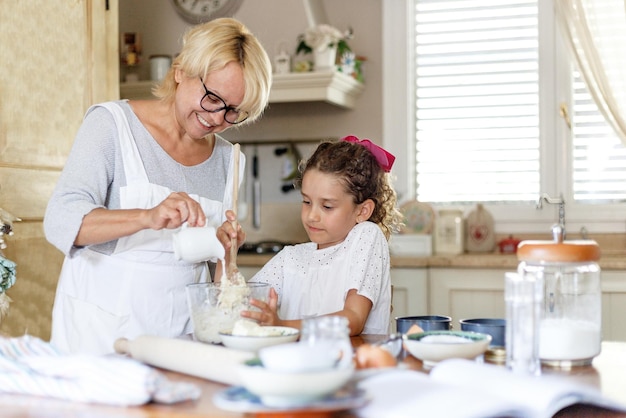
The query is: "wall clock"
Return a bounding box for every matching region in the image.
[171,0,244,24]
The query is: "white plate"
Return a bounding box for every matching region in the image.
[219,326,299,352]
[399,201,435,234]
[235,360,355,407]
[403,330,491,367]
[214,384,368,413]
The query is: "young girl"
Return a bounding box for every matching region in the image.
[242,136,403,335]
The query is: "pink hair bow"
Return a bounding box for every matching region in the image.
[341,135,396,172]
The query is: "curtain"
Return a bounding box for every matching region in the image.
[555,0,626,145]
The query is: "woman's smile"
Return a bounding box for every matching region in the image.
[196,112,215,130]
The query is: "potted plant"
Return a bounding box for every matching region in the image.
[297,24,354,72]
[0,207,19,323]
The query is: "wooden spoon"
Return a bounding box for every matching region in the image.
[227,143,242,283]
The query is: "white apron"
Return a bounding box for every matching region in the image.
[50,102,237,355]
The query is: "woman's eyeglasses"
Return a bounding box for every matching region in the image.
[199,77,249,124]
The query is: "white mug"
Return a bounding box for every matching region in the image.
[172,225,224,263]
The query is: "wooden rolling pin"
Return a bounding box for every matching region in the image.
[114,335,254,386]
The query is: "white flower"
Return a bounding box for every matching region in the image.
[304,24,344,52]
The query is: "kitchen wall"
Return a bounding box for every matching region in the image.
[119,0,383,243]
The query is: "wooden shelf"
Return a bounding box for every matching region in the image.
[120,80,156,100]
[269,71,364,109]
[120,71,364,109]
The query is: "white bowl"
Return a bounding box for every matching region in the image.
[403,330,491,367]
[236,360,354,407]
[219,326,299,352]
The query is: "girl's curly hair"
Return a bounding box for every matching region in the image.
[294,140,404,240]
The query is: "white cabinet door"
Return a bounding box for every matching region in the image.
[390,268,428,332]
[429,268,508,328]
[601,271,626,342]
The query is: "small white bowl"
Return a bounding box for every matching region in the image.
[219,326,299,352]
[236,360,354,407]
[403,330,491,367]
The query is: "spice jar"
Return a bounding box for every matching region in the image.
[517,226,602,367]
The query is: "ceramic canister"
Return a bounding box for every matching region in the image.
[150,55,171,81]
[434,209,464,255]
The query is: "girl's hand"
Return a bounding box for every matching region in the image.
[241,287,281,326]
[216,209,246,253]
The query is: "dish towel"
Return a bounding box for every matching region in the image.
[0,335,201,406]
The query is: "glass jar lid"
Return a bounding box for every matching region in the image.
[517,239,601,262]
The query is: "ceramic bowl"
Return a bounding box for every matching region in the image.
[403,330,491,367]
[236,359,355,407]
[219,326,299,352]
[459,318,506,347]
[396,315,452,333]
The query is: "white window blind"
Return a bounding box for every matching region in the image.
[415,0,540,203]
[414,0,626,205]
[572,84,626,203]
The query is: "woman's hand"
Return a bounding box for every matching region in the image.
[75,192,206,246]
[146,192,207,229]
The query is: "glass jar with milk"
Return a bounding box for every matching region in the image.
[517,227,601,368]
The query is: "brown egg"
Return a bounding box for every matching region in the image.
[407,324,424,334]
[355,344,398,369]
[402,324,425,353]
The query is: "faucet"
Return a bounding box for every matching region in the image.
[537,193,566,238]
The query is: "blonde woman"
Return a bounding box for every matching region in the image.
[44,18,271,355]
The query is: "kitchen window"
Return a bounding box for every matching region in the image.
[383,1,626,234]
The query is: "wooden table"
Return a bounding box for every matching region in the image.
[2,336,626,418]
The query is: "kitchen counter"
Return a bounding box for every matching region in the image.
[239,251,626,270]
[2,337,626,417]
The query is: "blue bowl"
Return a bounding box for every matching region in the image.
[459,318,506,347]
[396,315,452,334]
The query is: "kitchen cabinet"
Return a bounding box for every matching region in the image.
[390,268,428,332]
[120,71,364,109]
[600,270,626,342]
[428,268,508,328]
[0,0,119,340]
[428,267,626,342]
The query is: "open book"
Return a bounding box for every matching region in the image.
[356,358,626,418]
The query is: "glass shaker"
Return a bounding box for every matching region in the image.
[517,226,602,367]
[300,316,353,369]
[505,271,543,376]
